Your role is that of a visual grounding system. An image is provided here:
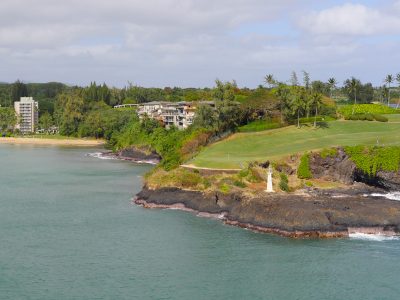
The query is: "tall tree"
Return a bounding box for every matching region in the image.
[310,92,323,128]
[290,71,299,86]
[327,77,337,99]
[54,92,84,136]
[273,83,290,124]
[291,86,306,128]
[264,74,276,88]
[11,80,28,103]
[385,74,393,106]
[0,107,16,132]
[396,73,400,109]
[39,112,54,132]
[302,71,310,90]
[344,77,361,115]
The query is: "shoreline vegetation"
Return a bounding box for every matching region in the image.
[0,136,104,146]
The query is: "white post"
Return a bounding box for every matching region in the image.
[266,165,274,193]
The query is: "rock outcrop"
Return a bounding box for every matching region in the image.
[136,186,400,238]
[309,148,400,190]
[104,146,161,164]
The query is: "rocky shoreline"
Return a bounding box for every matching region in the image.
[135,185,400,238]
[100,146,161,165]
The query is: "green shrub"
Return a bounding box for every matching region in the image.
[238,168,249,178]
[279,173,289,192]
[345,146,400,176]
[238,120,281,132]
[344,113,388,122]
[373,114,388,122]
[246,167,264,183]
[203,179,211,189]
[297,153,313,179]
[365,113,374,121]
[233,180,247,188]
[178,171,203,188]
[339,104,398,118]
[320,148,338,159]
[305,181,313,187]
[219,183,231,194]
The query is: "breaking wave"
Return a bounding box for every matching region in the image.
[349,232,399,241]
[370,192,400,201]
[87,152,116,160]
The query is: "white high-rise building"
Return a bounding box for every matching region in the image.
[14,97,39,134]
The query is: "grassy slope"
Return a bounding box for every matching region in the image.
[190,119,400,169]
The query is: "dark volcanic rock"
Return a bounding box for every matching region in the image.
[310,148,400,190]
[375,171,400,190]
[136,186,400,238]
[118,146,161,163]
[309,148,356,184]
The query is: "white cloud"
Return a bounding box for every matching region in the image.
[0,0,399,87]
[298,3,400,36]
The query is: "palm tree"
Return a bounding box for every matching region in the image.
[291,86,306,128]
[396,73,400,109]
[302,71,310,90]
[385,74,393,106]
[264,74,276,89]
[310,92,323,128]
[327,77,337,99]
[273,83,290,124]
[344,77,360,115]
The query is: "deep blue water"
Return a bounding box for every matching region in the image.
[0,144,399,300]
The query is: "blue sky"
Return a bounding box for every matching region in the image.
[0,0,399,87]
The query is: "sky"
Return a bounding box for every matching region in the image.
[0,0,399,88]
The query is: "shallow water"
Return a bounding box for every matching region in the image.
[1,144,399,300]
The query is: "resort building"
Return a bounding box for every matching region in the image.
[114,101,214,130]
[14,97,39,134]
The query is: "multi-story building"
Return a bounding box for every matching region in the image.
[114,101,214,130]
[14,97,39,134]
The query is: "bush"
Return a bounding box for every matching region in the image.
[373,114,388,122]
[365,113,374,121]
[238,120,281,132]
[279,173,289,192]
[345,146,400,176]
[297,153,312,179]
[219,183,231,194]
[344,113,388,122]
[233,180,247,188]
[339,104,398,118]
[320,148,338,159]
[238,168,250,178]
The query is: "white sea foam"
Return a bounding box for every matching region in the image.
[370,192,400,201]
[87,152,116,160]
[349,232,399,241]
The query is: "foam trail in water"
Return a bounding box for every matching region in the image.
[87,152,116,160]
[349,232,399,241]
[370,192,400,201]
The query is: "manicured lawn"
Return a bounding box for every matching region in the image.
[190,120,400,169]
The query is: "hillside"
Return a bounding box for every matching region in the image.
[189,117,400,169]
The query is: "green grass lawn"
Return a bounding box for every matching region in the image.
[190,120,400,169]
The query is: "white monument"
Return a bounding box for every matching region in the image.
[265,165,274,193]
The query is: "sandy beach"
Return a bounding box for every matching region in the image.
[0,137,105,146]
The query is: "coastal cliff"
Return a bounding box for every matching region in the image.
[135,146,400,238]
[135,185,400,238]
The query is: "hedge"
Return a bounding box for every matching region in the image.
[297,153,312,179]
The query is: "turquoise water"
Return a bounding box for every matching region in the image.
[1,144,399,300]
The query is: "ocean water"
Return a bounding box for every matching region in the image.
[0,144,399,300]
